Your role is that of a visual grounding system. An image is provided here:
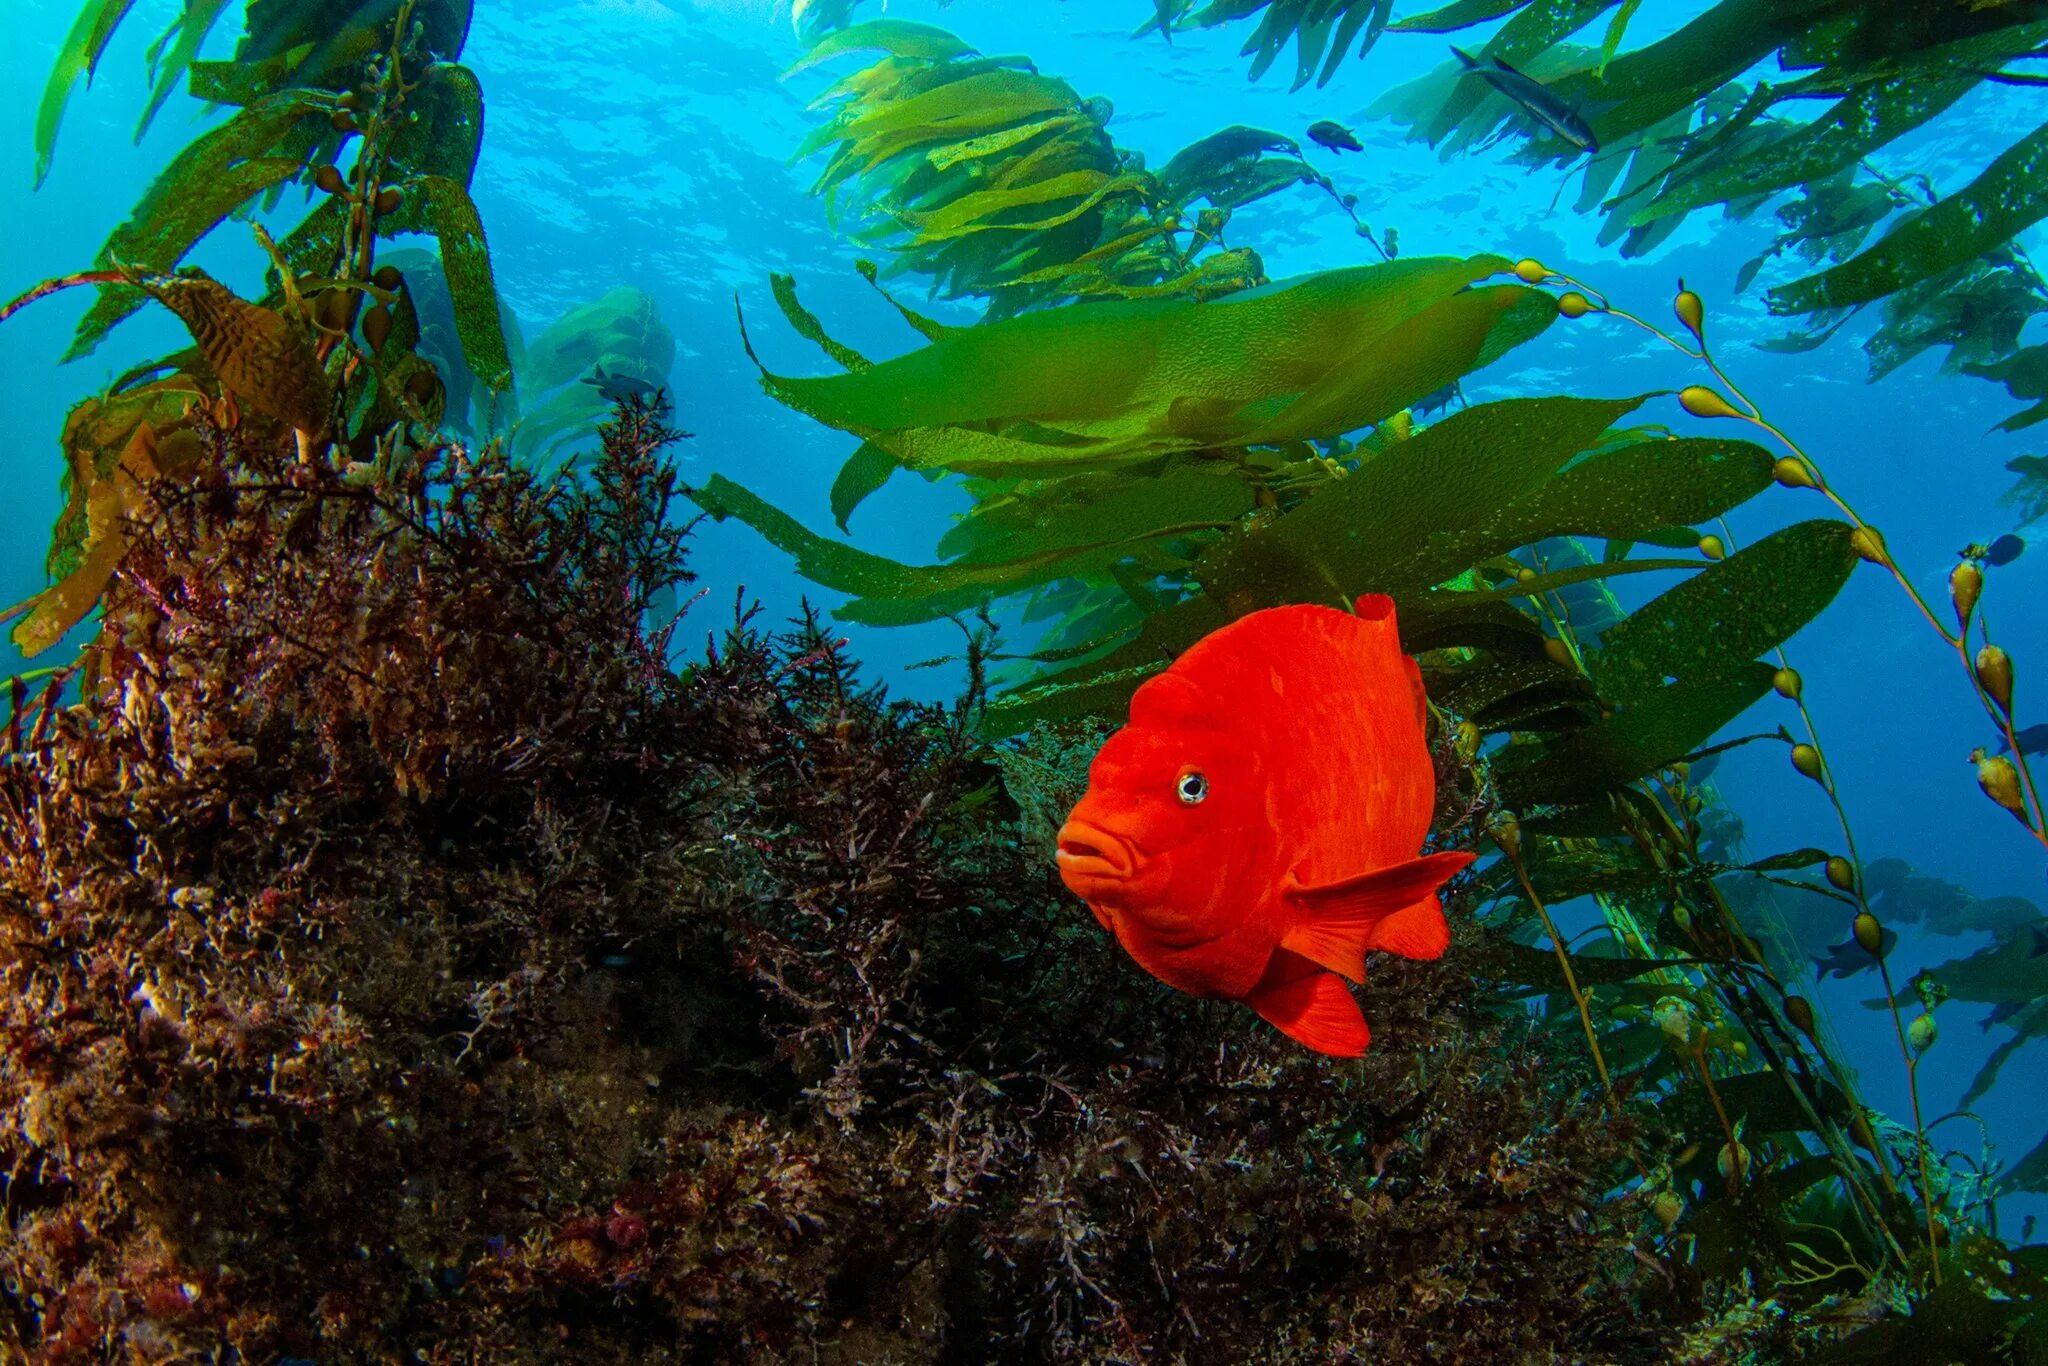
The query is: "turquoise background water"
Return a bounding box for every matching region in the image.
[3,0,2044,1236]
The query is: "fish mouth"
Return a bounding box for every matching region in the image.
[1055,819,1135,882]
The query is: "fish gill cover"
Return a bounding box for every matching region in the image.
[0,0,2045,1361]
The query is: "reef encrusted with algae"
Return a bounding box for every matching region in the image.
[0,400,1672,1361]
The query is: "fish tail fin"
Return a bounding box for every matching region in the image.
[1246,949,1371,1056]
[1281,850,1475,978]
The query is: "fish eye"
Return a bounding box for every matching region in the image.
[1175,768,1208,806]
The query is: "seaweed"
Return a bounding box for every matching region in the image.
[787,21,1364,315]
[1172,0,2048,428]
[0,394,1680,1361]
[6,0,510,661]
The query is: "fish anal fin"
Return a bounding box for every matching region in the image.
[1279,919,1369,983]
[1367,896,1451,961]
[1246,950,1371,1057]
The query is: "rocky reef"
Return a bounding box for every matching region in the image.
[0,400,1671,1361]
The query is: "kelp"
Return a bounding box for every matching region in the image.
[1152,0,2048,427]
[12,0,508,657]
[1140,0,1400,89]
[786,21,1358,315]
[712,111,1943,1330]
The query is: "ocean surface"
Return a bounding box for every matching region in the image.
[4,0,2045,1240]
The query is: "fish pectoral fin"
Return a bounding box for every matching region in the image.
[1365,896,1452,961]
[1281,850,1476,976]
[1245,949,1370,1057]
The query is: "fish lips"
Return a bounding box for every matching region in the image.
[1056,818,1137,894]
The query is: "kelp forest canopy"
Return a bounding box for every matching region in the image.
[799,0,2048,434]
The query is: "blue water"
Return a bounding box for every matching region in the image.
[4,0,2044,1235]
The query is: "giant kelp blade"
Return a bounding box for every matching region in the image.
[1631,23,2048,228]
[763,255,1510,438]
[687,474,1223,628]
[382,174,514,393]
[33,0,140,187]
[1197,395,1648,615]
[784,19,975,76]
[1387,0,1533,33]
[1591,520,1858,707]
[134,0,235,142]
[945,464,1251,568]
[386,63,487,187]
[1769,118,2048,316]
[142,274,332,434]
[981,595,1229,738]
[1495,663,1776,809]
[1389,436,1776,589]
[1235,283,1556,444]
[830,442,899,530]
[64,91,320,361]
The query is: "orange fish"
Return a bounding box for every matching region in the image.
[1055,594,1473,1057]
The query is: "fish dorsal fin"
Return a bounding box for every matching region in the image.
[1279,850,1476,980]
[1245,949,1371,1056]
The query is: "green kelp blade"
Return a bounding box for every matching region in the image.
[759,255,1508,436]
[944,464,1252,567]
[33,0,141,187]
[379,174,514,392]
[1631,23,2048,227]
[798,69,1075,161]
[1387,0,1533,33]
[1495,662,1775,809]
[64,90,321,360]
[900,170,1146,243]
[385,62,487,187]
[1741,849,1831,873]
[1591,520,1858,707]
[853,260,954,341]
[1770,117,2048,316]
[982,593,1232,738]
[771,274,871,372]
[785,19,976,76]
[1962,343,2048,433]
[1389,436,1776,590]
[830,442,900,530]
[135,0,235,142]
[1196,395,1648,616]
[1710,1069,1850,1136]
[1430,653,1589,724]
[1234,283,1556,445]
[688,474,1224,628]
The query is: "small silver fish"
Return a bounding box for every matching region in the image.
[1452,46,1598,154]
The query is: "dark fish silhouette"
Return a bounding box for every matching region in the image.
[1413,381,1464,419]
[1812,927,1895,980]
[1987,533,2026,566]
[1451,46,1598,153]
[583,365,661,403]
[2001,722,2048,758]
[1308,120,1364,154]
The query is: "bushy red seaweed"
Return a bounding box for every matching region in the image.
[0,400,1672,1361]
